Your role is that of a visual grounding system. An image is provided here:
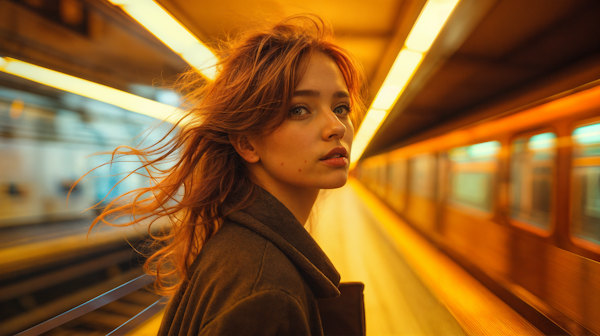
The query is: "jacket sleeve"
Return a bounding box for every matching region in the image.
[199,290,312,336]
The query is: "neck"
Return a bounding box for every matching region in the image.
[249,172,319,226]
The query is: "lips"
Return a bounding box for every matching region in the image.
[320,146,348,160]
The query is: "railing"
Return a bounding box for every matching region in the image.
[16,275,166,336]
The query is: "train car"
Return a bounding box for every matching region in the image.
[0,84,175,227]
[356,81,600,334]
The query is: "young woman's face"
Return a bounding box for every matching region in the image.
[252,51,354,191]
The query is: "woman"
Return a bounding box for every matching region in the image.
[91,14,366,335]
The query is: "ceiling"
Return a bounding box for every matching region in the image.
[157,0,425,88]
[1,0,599,159]
[366,0,600,157]
[157,0,600,159]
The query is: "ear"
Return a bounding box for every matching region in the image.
[229,134,260,163]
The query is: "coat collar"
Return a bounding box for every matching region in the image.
[223,185,340,299]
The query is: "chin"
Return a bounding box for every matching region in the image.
[319,174,348,189]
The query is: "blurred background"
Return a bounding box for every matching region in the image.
[1,0,600,335]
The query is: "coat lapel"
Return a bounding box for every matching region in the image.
[223,186,340,299]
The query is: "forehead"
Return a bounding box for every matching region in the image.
[295,52,348,92]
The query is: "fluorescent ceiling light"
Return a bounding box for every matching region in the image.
[0,57,185,123]
[108,0,218,80]
[371,49,423,110]
[351,0,459,165]
[350,109,387,169]
[406,0,460,52]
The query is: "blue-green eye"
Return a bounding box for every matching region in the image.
[333,104,351,116]
[289,105,309,117]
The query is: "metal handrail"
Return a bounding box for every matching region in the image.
[16,275,156,336]
[107,297,168,335]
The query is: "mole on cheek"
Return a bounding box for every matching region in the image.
[281,162,284,166]
[298,169,301,172]
[304,160,307,163]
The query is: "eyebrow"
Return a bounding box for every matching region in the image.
[292,90,350,98]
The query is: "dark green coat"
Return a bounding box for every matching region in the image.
[158,187,341,336]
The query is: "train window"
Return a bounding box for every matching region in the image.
[448,141,500,212]
[572,122,600,245]
[409,154,435,199]
[509,132,556,230]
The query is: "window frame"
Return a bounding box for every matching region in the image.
[507,128,558,237]
[445,140,501,219]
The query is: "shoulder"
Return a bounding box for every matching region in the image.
[186,220,312,310]
[159,220,320,335]
[197,220,307,296]
[198,220,269,273]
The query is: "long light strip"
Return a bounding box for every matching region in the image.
[0,57,185,123]
[108,0,218,80]
[351,0,459,168]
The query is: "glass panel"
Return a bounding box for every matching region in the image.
[573,123,600,156]
[509,132,555,230]
[451,172,492,211]
[572,122,600,244]
[448,141,499,212]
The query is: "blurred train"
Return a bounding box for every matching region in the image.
[0,83,175,227]
[355,81,600,334]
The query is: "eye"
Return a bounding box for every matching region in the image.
[333,104,351,116]
[289,105,310,118]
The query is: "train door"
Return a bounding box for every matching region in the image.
[442,141,507,276]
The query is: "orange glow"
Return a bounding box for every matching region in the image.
[573,157,600,166]
[383,84,600,159]
[349,178,543,335]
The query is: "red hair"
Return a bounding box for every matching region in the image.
[83,14,367,296]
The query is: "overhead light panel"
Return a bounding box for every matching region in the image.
[0,57,185,123]
[108,0,218,80]
[350,109,387,169]
[371,49,423,111]
[351,0,459,166]
[405,0,460,52]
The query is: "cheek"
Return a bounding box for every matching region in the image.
[263,128,314,167]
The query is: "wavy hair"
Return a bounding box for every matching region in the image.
[82,14,367,296]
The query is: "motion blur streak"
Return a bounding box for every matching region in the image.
[0,57,185,124]
[395,83,600,158]
[346,178,542,335]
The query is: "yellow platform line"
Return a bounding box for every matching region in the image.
[348,178,542,336]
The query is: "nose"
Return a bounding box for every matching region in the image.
[321,109,347,140]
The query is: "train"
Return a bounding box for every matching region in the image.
[0,82,175,227]
[355,80,600,335]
